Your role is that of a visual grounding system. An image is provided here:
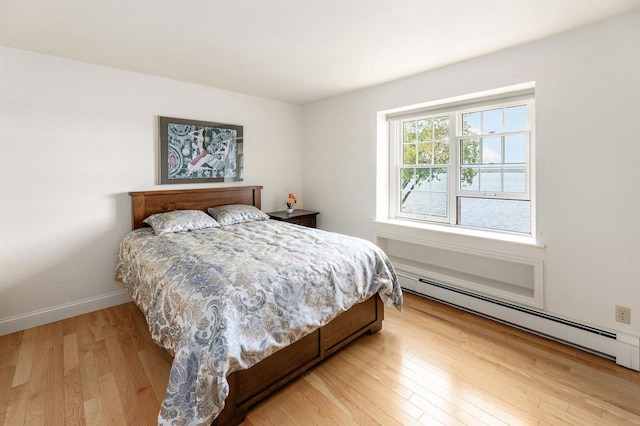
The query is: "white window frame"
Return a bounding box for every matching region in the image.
[389,88,535,236]
[391,112,454,224]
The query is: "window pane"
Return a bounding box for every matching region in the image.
[401,167,417,213]
[403,121,416,143]
[462,112,481,135]
[431,192,447,217]
[459,197,530,234]
[433,116,449,141]
[403,144,416,165]
[504,166,526,192]
[460,167,479,191]
[414,191,431,215]
[482,137,502,164]
[417,143,433,164]
[401,168,415,191]
[401,191,415,213]
[483,108,503,133]
[480,167,502,192]
[415,168,430,189]
[417,119,432,142]
[505,134,526,163]
[434,142,449,164]
[505,105,527,131]
[431,168,447,192]
[461,138,480,165]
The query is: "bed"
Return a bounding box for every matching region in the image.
[116,186,402,425]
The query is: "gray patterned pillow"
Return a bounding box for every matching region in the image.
[143,210,220,235]
[207,204,269,226]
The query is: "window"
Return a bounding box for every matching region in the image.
[400,116,450,222]
[390,87,534,235]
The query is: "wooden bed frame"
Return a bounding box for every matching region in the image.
[129,186,385,426]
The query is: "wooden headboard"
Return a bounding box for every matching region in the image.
[129,186,263,229]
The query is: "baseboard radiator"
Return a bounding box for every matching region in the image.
[398,272,640,371]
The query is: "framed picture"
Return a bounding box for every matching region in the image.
[158,116,243,184]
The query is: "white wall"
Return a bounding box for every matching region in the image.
[302,11,640,336]
[0,47,303,326]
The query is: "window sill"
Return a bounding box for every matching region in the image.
[373,218,545,308]
[373,218,545,264]
[375,218,542,248]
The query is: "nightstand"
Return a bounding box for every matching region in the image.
[268,210,319,228]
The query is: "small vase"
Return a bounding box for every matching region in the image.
[286,208,294,214]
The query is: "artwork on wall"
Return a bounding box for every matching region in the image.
[158,116,243,184]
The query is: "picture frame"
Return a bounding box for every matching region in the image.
[158,116,243,184]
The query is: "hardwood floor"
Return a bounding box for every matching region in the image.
[1,292,639,425]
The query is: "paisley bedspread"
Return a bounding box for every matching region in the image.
[114,219,402,425]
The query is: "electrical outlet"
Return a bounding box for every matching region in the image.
[616,305,631,325]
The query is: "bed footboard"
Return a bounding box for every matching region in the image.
[213,294,384,425]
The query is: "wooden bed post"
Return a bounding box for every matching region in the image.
[130,193,146,230]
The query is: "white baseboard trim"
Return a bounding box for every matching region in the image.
[398,272,640,371]
[0,290,132,336]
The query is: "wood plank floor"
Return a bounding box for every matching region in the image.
[1,292,639,425]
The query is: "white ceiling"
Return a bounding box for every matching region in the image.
[2,0,639,104]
